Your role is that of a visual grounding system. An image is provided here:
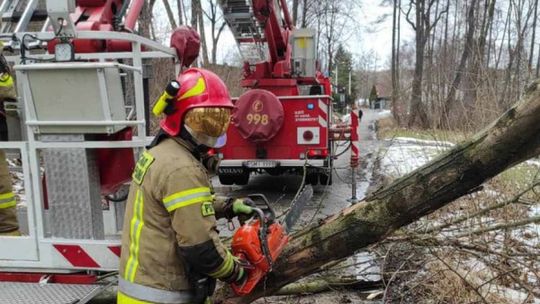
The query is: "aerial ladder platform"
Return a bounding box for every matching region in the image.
[219,0,267,63]
[0,0,48,35]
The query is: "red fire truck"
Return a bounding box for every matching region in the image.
[217,0,334,186]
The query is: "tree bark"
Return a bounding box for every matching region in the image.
[406,0,447,128]
[300,0,308,28]
[191,0,209,65]
[391,0,401,125]
[205,0,226,64]
[162,0,178,29]
[176,0,184,25]
[190,0,197,27]
[138,0,153,38]
[440,0,477,128]
[529,0,538,73]
[464,0,496,112]
[407,0,428,128]
[292,0,299,27]
[215,80,540,303]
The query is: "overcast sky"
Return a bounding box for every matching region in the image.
[153,1,411,70]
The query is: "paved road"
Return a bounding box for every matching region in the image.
[213,108,380,233]
[212,109,384,303]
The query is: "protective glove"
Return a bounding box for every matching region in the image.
[233,198,255,214]
[223,260,248,285]
[224,198,255,220]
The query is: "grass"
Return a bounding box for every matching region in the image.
[376,117,471,143]
[379,128,470,143]
[376,116,539,190]
[495,162,540,190]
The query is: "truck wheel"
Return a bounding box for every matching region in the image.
[235,172,250,185]
[306,173,318,185]
[218,174,235,185]
[319,171,333,185]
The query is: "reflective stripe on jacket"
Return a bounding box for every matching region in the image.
[117,278,194,304]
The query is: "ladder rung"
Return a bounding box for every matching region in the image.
[2,9,47,22]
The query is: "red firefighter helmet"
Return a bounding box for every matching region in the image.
[161,68,234,147]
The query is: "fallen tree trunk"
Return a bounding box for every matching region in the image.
[216,81,540,303]
[275,277,381,296]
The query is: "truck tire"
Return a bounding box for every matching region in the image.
[306,173,318,186]
[235,172,250,185]
[218,174,235,185]
[319,172,333,185]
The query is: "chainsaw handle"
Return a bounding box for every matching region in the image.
[251,208,266,223]
[247,194,275,221]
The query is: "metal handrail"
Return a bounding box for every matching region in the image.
[3,31,177,56]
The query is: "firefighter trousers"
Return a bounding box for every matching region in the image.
[0,149,18,234]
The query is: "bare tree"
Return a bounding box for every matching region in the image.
[404,0,448,128]
[203,0,227,64]
[499,0,535,108]
[391,0,402,125]
[139,0,156,38]
[440,0,476,128]
[176,0,184,25]
[162,0,178,29]
[292,0,299,26]
[300,0,309,27]
[191,0,209,65]
[465,0,496,108]
[529,0,538,71]
[307,0,358,72]
[190,0,197,27]
[197,0,209,65]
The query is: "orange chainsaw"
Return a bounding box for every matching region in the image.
[231,186,313,296]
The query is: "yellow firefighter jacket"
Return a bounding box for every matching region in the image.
[118,137,239,304]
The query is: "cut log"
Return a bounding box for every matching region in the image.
[215,80,540,303]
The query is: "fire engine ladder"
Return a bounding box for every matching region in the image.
[219,0,267,64]
[0,0,49,36]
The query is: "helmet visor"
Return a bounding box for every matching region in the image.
[184,107,231,137]
[184,107,231,148]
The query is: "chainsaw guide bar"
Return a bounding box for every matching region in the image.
[282,184,313,233]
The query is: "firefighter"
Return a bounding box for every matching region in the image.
[0,38,19,237]
[118,68,254,304]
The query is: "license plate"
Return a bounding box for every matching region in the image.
[243,160,279,168]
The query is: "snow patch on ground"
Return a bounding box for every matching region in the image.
[392,136,455,148]
[462,257,540,303]
[526,159,540,167]
[380,136,540,301]
[380,137,452,178]
[352,251,381,282]
[377,109,392,118]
